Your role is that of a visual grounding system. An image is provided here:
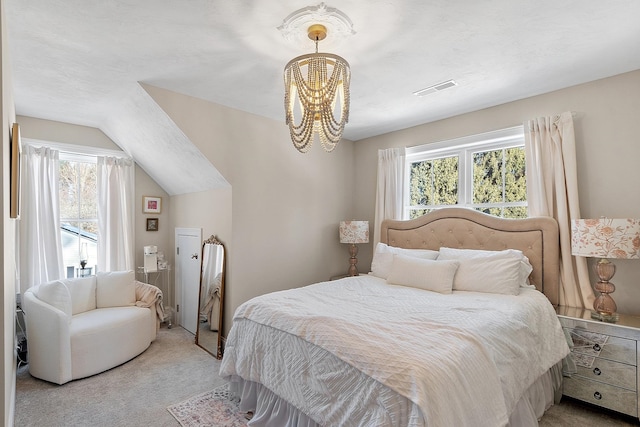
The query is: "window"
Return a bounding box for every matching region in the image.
[405,126,527,219]
[59,153,98,272]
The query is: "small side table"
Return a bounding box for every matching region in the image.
[330,273,362,281]
[137,266,173,328]
[78,267,92,277]
[66,266,93,278]
[556,305,640,419]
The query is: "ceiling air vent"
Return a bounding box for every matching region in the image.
[413,80,458,97]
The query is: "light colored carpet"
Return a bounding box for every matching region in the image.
[15,326,225,427]
[15,325,639,426]
[539,397,638,426]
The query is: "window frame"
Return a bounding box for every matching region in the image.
[58,152,99,273]
[404,125,526,219]
[23,138,129,273]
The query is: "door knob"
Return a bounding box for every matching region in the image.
[191,253,198,259]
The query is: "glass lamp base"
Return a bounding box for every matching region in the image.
[591,310,619,323]
[591,259,618,323]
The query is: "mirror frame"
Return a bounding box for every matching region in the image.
[195,235,226,359]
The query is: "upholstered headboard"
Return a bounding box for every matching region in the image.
[380,208,560,305]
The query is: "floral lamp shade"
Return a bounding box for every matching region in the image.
[339,221,369,244]
[571,218,640,321]
[339,221,369,277]
[571,218,640,259]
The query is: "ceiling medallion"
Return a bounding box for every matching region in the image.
[278,3,355,47]
[280,4,354,153]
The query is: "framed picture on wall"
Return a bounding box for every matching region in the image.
[146,218,159,232]
[10,123,21,219]
[142,196,162,214]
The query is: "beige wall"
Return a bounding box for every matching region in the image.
[143,85,356,333]
[354,69,640,315]
[169,188,232,253]
[15,116,171,283]
[169,188,232,322]
[15,116,118,150]
[134,167,170,271]
[1,0,18,422]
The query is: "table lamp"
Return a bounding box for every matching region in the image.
[571,218,640,322]
[339,221,369,276]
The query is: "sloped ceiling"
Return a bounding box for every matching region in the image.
[102,83,229,195]
[5,1,640,195]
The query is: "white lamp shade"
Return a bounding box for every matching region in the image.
[339,221,369,244]
[571,218,640,259]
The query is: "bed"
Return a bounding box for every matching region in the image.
[220,208,570,426]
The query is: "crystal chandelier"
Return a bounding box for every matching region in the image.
[284,24,350,153]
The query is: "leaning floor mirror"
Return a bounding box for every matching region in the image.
[195,235,225,359]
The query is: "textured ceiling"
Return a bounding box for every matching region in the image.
[5,1,640,194]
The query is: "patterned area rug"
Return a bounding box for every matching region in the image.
[168,383,250,427]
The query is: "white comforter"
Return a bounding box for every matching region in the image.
[220,275,569,427]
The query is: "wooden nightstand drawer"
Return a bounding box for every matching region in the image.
[566,328,636,365]
[571,354,636,391]
[564,376,637,417]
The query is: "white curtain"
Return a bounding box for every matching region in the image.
[373,148,406,246]
[21,146,64,292]
[525,111,594,308]
[97,156,135,272]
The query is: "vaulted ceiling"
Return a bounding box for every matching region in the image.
[5,1,640,194]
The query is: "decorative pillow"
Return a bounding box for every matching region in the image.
[386,255,459,294]
[444,255,523,295]
[438,246,525,260]
[437,247,533,287]
[370,242,439,279]
[96,270,136,308]
[36,280,72,320]
[63,276,97,315]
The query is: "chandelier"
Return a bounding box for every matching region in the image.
[284,24,350,153]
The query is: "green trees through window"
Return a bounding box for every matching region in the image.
[472,147,527,218]
[407,127,527,219]
[409,156,458,218]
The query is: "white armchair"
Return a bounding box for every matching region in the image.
[22,271,163,385]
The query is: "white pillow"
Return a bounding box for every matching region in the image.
[370,242,439,279]
[386,255,459,294]
[63,276,97,315]
[438,246,525,260]
[437,247,533,287]
[96,271,136,308]
[36,280,72,320]
[446,255,523,295]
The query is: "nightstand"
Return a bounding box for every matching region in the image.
[330,274,347,281]
[556,305,640,419]
[330,273,362,281]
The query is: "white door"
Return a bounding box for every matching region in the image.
[175,227,202,334]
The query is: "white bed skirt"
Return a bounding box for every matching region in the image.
[229,362,562,427]
[228,361,563,427]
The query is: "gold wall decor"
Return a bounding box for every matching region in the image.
[10,123,21,219]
